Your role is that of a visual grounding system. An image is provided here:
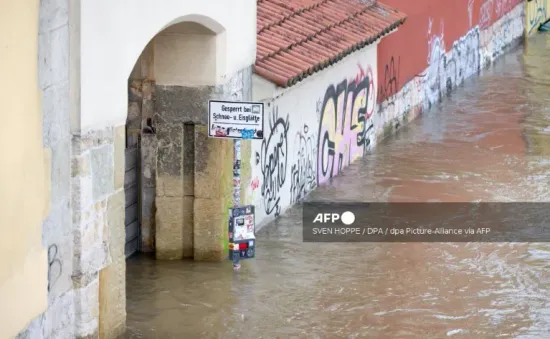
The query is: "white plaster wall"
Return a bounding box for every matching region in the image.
[248,44,378,226]
[80,0,256,131]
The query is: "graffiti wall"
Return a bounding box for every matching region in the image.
[376,0,525,133]
[248,45,378,225]
[526,0,549,35]
[248,0,526,228]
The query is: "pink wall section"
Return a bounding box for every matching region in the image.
[377,0,523,103]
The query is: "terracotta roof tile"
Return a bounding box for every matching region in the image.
[255,0,407,88]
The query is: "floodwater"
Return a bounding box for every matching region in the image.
[124,34,550,338]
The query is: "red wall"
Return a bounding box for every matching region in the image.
[377,0,523,103]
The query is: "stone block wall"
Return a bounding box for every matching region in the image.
[71,127,125,338]
[153,66,252,260]
[19,0,76,338]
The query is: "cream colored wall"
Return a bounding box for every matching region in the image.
[153,22,219,86]
[0,0,50,338]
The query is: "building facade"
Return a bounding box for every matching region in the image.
[12,0,257,338]
[0,1,49,338]
[245,0,527,228]
[247,0,407,226]
[0,0,535,338]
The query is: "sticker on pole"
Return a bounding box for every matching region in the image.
[208,100,264,140]
[228,205,256,261]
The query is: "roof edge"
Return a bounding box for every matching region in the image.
[255,15,407,89]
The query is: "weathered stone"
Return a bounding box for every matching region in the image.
[72,128,114,156]
[141,218,155,253]
[193,125,232,199]
[72,154,90,177]
[74,279,99,338]
[38,0,69,34]
[141,134,157,188]
[42,198,71,246]
[128,79,143,103]
[141,79,155,120]
[183,124,195,196]
[106,190,125,261]
[71,173,93,225]
[38,24,69,90]
[193,197,224,261]
[90,145,114,200]
[211,66,252,102]
[98,259,126,339]
[16,313,45,339]
[113,126,125,190]
[156,123,183,177]
[49,140,70,206]
[43,147,52,219]
[156,175,183,198]
[74,243,109,280]
[141,187,156,253]
[45,236,74,300]
[156,123,183,199]
[45,290,75,338]
[74,200,106,252]
[127,102,141,130]
[42,80,70,147]
[76,332,99,339]
[154,85,212,125]
[72,271,98,290]
[182,196,194,258]
[155,196,184,260]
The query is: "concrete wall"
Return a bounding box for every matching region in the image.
[249,44,379,225]
[0,1,50,338]
[248,0,526,228]
[526,0,549,35]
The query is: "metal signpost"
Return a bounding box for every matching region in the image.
[207,100,264,270]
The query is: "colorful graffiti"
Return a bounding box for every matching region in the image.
[249,0,525,228]
[317,66,375,185]
[290,124,317,204]
[425,22,481,105]
[255,108,289,216]
[377,0,524,105]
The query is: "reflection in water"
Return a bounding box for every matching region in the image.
[124,34,550,338]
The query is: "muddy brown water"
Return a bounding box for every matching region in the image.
[124,34,550,339]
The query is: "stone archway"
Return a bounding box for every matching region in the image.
[122,19,237,262]
[99,16,236,338]
[98,14,253,337]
